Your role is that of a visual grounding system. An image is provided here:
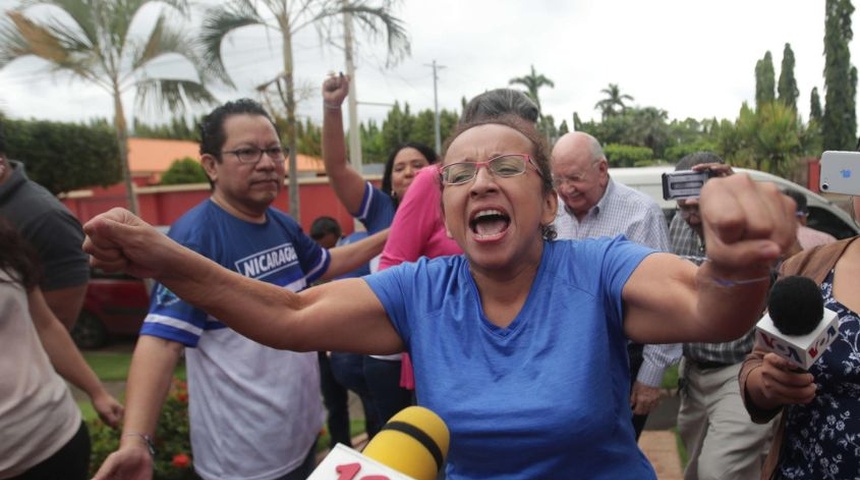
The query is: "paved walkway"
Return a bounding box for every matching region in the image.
[639,390,684,480]
[640,430,683,480]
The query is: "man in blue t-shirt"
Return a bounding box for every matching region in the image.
[92,100,386,480]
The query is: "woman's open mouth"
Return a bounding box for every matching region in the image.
[469,209,511,240]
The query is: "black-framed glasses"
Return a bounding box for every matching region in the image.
[439,154,540,186]
[222,146,286,164]
[676,203,700,219]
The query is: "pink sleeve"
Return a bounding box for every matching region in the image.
[378,167,442,270]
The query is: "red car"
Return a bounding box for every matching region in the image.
[71,268,151,349]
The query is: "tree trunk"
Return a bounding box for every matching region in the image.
[343,2,363,171]
[281,18,300,221]
[113,88,138,214]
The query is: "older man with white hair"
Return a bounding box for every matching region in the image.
[551,131,680,439]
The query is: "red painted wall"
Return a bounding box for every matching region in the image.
[62,176,382,234]
[808,158,821,193]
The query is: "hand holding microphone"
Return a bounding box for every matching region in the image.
[755,275,840,370]
[755,352,817,406]
[747,275,832,409]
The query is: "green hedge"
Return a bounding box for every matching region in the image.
[3,118,121,194]
[160,157,208,185]
[604,143,656,168]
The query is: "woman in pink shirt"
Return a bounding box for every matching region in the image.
[378,166,461,270]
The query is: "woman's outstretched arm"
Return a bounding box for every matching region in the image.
[84,209,404,355]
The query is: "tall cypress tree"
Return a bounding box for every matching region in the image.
[778,44,800,111]
[756,51,776,108]
[850,66,858,146]
[810,87,823,123]
[823,0,857,150]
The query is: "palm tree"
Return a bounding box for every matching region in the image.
[628,107,669,157]
[199,0,410,221]
[594,83,634,120]
[0,0,217,214]
[508,64,554,115]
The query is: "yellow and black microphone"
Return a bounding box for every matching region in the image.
[308,406,450,480]
[361,406,449,480]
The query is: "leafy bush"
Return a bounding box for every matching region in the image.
[604,143,655,167]
[663,141,718,164]
[89,378,199,479]
[160,157,209,185]
[3,118,121,194]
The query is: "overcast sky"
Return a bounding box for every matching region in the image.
[0,0,854,135]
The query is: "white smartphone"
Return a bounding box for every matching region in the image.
[820,151,860,195]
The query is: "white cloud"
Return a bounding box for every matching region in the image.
[0,0,849,137]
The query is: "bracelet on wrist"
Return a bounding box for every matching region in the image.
[708,274,772,287]
[701,258,776,288]
[124,432,156,457]
[323,102,342,111]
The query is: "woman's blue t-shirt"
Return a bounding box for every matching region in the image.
[364,237,657,479]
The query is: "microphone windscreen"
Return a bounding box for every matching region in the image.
[361,406,450,480]
[767,275,824,336]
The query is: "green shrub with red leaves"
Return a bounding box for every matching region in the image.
[89,378,199,479]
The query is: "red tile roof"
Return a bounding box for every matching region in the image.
[128,138,325,182]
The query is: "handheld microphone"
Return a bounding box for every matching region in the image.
[755,275,839,370]
[768,275,824,335]
[308,406,450,480]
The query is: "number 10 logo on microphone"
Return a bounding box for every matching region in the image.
[308,444,404,480]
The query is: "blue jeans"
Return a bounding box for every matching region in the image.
[331,352,381,438]
[363,356,414,425]
[318,352,351,448]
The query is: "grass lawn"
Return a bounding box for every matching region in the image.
[316,420,371,453]
[79,401,97,423]
[661,364,679,390]
[79,349,185,422]
[83,350,186,381]
[83,351,133,382]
